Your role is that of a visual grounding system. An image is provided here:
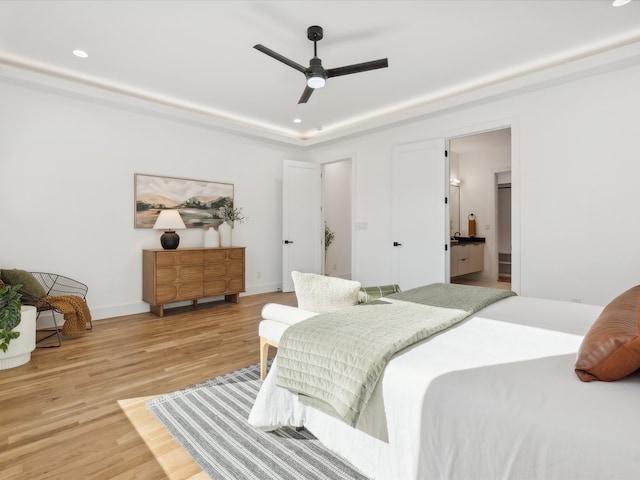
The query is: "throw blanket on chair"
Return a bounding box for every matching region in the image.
[276,283,516,426]
[40,295,92,336]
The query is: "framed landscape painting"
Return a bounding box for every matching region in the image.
[134,173,234,228]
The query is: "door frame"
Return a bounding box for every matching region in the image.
[283,155,356,290]
[444,117,520,294]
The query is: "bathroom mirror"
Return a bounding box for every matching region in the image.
[450,185,460,237]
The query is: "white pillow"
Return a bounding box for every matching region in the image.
[291,271,361,313]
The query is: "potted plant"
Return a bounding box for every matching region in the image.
[0,283,37,369]
[325,223,335,274]
[217,205,247,247]
[218,205,247,227]
[325,222,335,253]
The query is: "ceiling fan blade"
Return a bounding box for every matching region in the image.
[298,85,314,104]
[253,44,307,74]
[326,58,388,78]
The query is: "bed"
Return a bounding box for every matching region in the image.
[248,283,640,479]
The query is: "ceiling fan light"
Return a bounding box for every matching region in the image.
[307,75,326,89]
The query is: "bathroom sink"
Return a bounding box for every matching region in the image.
[451,236,485,243]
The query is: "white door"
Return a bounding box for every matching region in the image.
[392,139,448,290]
[282,159,322,292]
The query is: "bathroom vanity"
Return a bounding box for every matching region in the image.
[450,237,485,277]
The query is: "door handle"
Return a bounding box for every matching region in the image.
[393,241,402,247]
[284,240,294,244]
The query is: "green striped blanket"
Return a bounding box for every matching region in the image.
[276,283,516,426]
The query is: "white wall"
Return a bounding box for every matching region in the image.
[2,50,640,313]
[0,76,306,319]
[306,60,640,306]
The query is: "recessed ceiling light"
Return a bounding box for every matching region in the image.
[293,118,302,124]
[73,49,88,58]
[612,0,631,6]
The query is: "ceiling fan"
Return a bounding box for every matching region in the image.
[254,25,389,104]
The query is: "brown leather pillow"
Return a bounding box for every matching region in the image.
[575,285,640,382]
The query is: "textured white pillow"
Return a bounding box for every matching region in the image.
[291,271,361,313]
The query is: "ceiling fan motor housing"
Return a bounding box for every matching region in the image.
[306,57,327,85]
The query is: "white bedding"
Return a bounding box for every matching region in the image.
[249,296,640,479]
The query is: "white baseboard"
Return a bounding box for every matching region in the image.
[39,282,285,324]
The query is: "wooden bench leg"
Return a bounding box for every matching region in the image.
[260,337,269,379]
[260,337,278,380]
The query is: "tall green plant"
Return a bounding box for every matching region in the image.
[0,283,23,352]
[325,223,335,253]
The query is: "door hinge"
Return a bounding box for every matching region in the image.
[445,244,448,251]
[445,197,448,204]
[445,150,448,157]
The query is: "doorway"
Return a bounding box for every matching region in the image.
[448,128,512,289]
[323,159,352,279]
[497,175,512,282]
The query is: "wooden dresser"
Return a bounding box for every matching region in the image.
[142,247,245,317]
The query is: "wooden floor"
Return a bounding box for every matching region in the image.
[451,277,512,290]
[0,291,296,480]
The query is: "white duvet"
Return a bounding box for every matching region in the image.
[249,296,640,479]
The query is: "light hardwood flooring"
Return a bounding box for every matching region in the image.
[451,277,512,290]
[0,291,296,480]
[117,395,206,479]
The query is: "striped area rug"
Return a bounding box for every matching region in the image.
[146,363,369,480]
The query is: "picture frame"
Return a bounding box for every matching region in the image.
[134,173,234,228]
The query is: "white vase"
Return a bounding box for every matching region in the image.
[203,226,220,247]
[218,221,232,247]
[0,305,36,370]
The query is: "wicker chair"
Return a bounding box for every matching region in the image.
[30,272,90,347]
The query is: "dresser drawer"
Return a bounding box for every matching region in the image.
[156,283,204,303]
[156,250,203,267]
[157,265,203,285]
[203,262,243,279]
[204,280,229,296]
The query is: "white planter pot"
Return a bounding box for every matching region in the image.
[218,221,233,247]
[0,305,37,370]
[203,226,220,247]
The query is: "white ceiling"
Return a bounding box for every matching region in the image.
[1,0,639,144]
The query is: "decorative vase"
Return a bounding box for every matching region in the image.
[0,305,36,370]
[218,221,232,247]
[203,226,220,247]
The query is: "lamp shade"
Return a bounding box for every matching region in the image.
[153,210,186,249]
[153,210,186,230]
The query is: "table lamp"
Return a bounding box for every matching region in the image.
[153,210,186,249]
